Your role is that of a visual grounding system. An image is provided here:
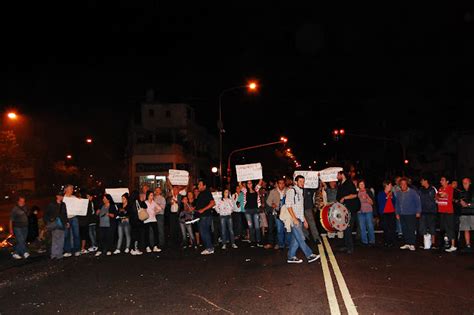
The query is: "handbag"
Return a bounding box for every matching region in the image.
[136,201,149,221]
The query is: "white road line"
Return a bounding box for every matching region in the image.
[318,243,341,315]
[322,236,359,315]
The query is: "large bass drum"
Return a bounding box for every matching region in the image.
[320,202,350,232]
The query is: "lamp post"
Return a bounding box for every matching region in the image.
[226,137,287,185]
[218,81,258,188]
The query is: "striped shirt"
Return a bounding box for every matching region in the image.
[285,186,305,222]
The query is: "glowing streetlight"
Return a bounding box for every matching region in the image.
[280,137,288,143]
[248,82,257,91]
[404,159,409,165]
[66,155,72,160]
[86,138,93,144]
[7,112,17,120]
[211,167,218,174]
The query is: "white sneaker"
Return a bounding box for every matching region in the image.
[200,249,214,255]
[146,247,152,253]
[221,244,227,250]
[124,248,130,254]
[408,245,416,251]
[130,249,136,255]
[113,249,121,255]
[106,251,112,256]
[445,246,457,253]
[232,244,238,249]
[63,253,72,258]
[12,253,22,260]
[87,247,96,253]
[23,252,30,259]
[95,251,102,257]
[74,251,81,257]
[400,245,410,250]
[135,250,143,256]
[153,246,162,253]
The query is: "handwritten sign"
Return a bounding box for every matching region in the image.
[212,191,222,205]
[63,196,89,216]
[168,169,189,186]
[293,171,319,189]
[105,188,129,204]
[319,167,343,182]
[235,163,263,182]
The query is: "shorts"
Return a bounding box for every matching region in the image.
[459,216,474,231]
[419,214,436,235]
[439,213,455,241]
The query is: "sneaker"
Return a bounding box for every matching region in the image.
[95,251,102,257]
[408,245,416,251]
[63,252,72,258]
[188,245,193,248]
[242,239,251,243]
[113,249,121,255]
[23,252,30,259]
[400,244,410,250]
[153,246,162,253]
[200,249,215,255]
[135,250,143,256]
[264,244,273,249]
[183,245,188,249]
[445,246,457,253]
[37,249,47,254]
[12,253,22,260]
[287,257,303,264]
[88,247,96,253]
[221,244,227,250]
[307,254,320,263]
[74,251,81,257]
[81,249,88,254]
[256,243,264,248]
[146,247,152,253]
[130,249,136,255]
[106,251,112,256]
[431,246,438,250]
[274,245,280,250]
[232,244,238,249]
[124,248,130,254]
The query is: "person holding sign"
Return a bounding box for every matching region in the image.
[63,185,81,258]
[285,175,320,264]
[245,180,263,248]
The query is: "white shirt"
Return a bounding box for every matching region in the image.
[144,200,158,223]
[216,198,234,216]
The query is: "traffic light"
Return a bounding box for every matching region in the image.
[332,129,345,141]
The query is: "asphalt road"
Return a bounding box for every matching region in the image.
[0,237,473,314]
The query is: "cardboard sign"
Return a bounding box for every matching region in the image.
[63,196,89,216]
[319,167,343,182]
[235,163,263,182]
[212,191,222,205]
[293,171,319,189]
[168,169,189,186]
[105,188,129,204]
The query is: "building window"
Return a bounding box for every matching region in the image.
[149,109,155,117]
[166,110,171,118]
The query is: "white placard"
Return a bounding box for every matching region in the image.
[293,171,319,189]
[319,167,343,182]
[168,169,189,186]
[212,191,222,205]
[235,163,263,182]
[63,196,89,216]
[105,188,129,204]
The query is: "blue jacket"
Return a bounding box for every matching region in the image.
[377,191,397,216]
[394,188,422,215]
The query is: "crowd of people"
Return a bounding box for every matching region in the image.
[7,170,474,264]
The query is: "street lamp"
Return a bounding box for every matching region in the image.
[227,137,288,185]
[66,154,72,160]
[86,138,93,144]
[7,112,18,120]
[211,167,218,174]
[218,80,259,188]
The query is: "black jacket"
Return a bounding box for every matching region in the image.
[44,201,69,227]
[458,188,474,215]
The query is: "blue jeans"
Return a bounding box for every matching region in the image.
[220,215,235,245]
[13,227,28,256]
[357,212,375,244]
[88,224,97,247]
[276,217,291,248]
[117,221,131,250]
[288,220,313,259]
[245,211,261,243]
[199,216,214,250]
[64,217,80,254]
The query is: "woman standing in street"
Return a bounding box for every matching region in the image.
[114,193,132,254]
[245,181,262,247]
[95,194,117,257]
[144,191,162,253]
[216,189,238,249]
[357,180,375,246]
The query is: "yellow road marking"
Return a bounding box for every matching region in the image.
[323,236,358,315]
[318,243,341,315]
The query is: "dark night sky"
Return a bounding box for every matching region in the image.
[2,2,474,170]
